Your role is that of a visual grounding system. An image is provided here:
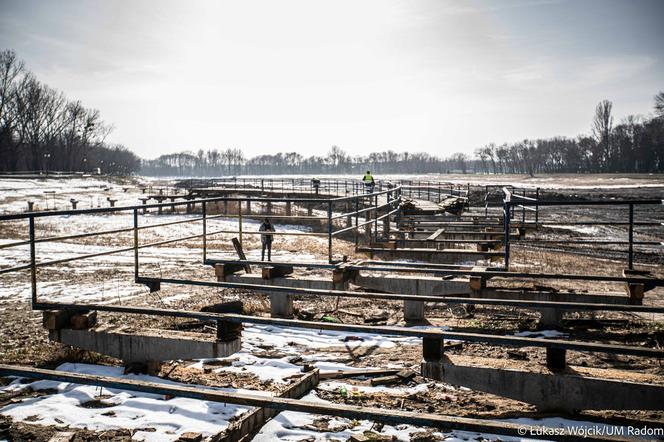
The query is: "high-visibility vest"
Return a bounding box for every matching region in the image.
[362,173,374,183]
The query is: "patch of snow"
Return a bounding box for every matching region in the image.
[513,330,568,338]
[0,363,270,441]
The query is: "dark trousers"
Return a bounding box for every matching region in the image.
[261,241,272,261]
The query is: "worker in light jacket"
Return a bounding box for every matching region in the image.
[362,170,375,194]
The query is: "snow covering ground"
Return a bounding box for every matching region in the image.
[2,324,642,442]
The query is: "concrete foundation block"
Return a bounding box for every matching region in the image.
[421,356,664,412]
[403,300,425,323]
[49,326,241,363]
[270,293,294,318]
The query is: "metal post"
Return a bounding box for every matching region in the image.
[628,203,634,269]
[29,215,37,306]
[521,188,526,224]
[327,200,333,263]
[374,194,378,243]
[133,208,139,282]
[354,196,359,249]
[504,201,511,270]
[202,201,207,262]
[535,188,540,226]
[238,200,243,249]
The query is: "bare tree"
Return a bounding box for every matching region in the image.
[655,91,664,118]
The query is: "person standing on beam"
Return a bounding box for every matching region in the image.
[362,170,375,193]
[259,217,275,261]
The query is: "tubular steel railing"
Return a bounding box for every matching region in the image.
[502,187,664,270]
[0,181,403,306]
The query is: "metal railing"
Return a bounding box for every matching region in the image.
[502,187,664,270]
[0,181,403,305]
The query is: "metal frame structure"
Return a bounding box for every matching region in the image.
[1,178,663,439]
[502,187,664,269]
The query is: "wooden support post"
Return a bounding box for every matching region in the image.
[422,337,444,362]
[27,201,34,212]
[214,263,245,281]
[286,201,292,216]
[266,201,272,215]
[70,311,97,330]
[626,283,645,304]
[262,265,294,279]
[546,348,566,372]
[307,204,313,216]
[246,199,251,215]
[217,320,242,342]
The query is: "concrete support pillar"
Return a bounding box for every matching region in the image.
[404,300,425,323]
[107,198,117,207]
[27,201,34,212]
[70,199,78,210]
[270,293,293,318]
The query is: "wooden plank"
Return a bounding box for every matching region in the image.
[48,432,76,442]
[426,228,445,241]
[218,368,320,442]
[262,265,294,280]
[319,368,400,380]
[231,238,252,273]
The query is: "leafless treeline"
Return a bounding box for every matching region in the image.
[142,94,664,176]
[0,50,140,174]
[474,96,664,175]
[140,146,470,176]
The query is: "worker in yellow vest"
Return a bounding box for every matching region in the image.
[362,170,375,193]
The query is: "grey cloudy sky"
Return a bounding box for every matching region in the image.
[1,0,663,159]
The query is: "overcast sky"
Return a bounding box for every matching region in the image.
[1,0,663,159]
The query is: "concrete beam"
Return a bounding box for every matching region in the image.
[352,273,470,323]
[358,247,503,264]
[421,355,664,412]
[352,273,470,296]
[49,326,241,363]
[226,273,336,291]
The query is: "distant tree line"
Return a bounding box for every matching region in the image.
[473,96,664,175]
[140,145,471,176]
[0,49,140,174]
[142,92,664,176]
